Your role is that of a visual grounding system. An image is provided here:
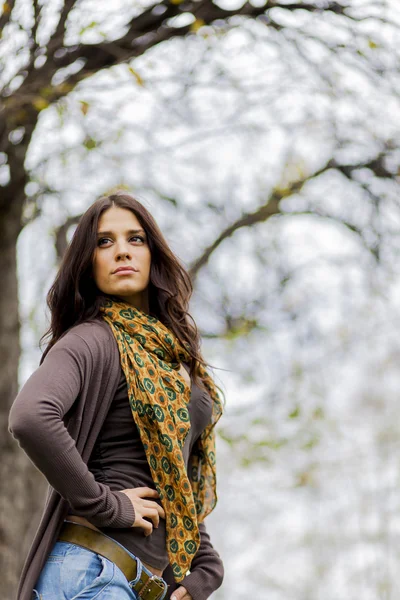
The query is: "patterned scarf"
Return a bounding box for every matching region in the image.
[99,298,223,582]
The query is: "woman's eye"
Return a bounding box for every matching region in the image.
[97,236,145,246]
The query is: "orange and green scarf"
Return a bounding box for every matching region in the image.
[99,298,223,582]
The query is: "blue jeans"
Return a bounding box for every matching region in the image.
[32,539,169,600]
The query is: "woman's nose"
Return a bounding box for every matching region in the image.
[115,244,132,259]
[116,252,131,260]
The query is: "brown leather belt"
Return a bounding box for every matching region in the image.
[58,521,167,600]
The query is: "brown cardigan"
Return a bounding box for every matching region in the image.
[8,319,224,600]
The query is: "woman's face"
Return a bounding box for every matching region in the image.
[93,206,151,312]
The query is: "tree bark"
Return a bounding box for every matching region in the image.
[0,182,48,598]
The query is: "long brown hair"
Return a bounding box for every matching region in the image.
[39,192,207,384]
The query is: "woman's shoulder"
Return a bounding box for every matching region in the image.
[67,318,112,341]
[51,319,116,361]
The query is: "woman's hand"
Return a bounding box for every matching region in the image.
[120,486,165,536]
[171,586,192,600]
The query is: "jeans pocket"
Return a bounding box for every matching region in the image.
[60,545,115,599]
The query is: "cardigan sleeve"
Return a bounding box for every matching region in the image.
[8,331,135,529]
[163,520,224,600]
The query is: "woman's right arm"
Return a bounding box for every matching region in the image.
[8,329,136,529]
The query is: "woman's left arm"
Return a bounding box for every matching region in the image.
[164,520,224,600]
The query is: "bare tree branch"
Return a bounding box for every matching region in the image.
[19,0,355,99]
[0,0,16,33]
[331,153,395,180]
[47,0,79,57]
[189,162,332,278]
[54,214,80,259]
[189,195,281,279]
[31,0,41,50]
[189,151,398,278]
[3,0,397,125]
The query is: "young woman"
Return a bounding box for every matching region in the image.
[9,192,224,600]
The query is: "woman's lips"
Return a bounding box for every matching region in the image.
[113,268,136,275]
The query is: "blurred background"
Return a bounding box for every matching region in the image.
[1,0,400,598]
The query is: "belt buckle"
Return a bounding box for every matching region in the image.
[137,575,166,600]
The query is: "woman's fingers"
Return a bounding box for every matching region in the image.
[138,517,153,536]
[120,487,166,535]
[170,586,193,600]
[134,501,164,531]
[142,508,160,527]
[142,500,166,519]
[135,486,160,498]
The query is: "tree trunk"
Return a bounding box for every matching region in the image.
[0,195,48,598]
